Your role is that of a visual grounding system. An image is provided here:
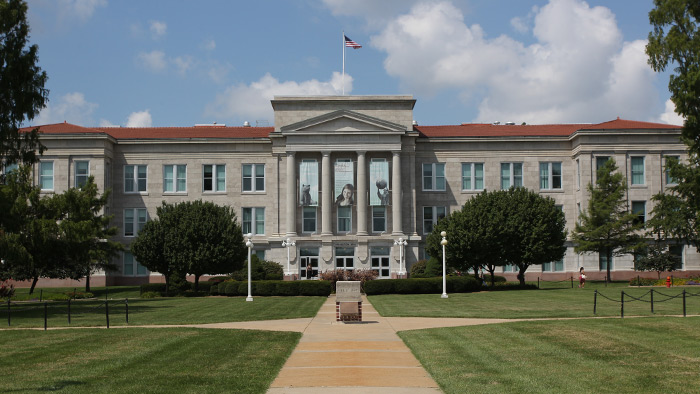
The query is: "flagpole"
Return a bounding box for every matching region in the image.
[342,30,345,95]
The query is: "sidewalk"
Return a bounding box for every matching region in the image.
[267,296,442,393]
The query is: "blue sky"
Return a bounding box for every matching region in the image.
[26,0,681,128]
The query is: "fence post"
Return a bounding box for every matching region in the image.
[105,300,110,329]
[73,287,76,300]
[593,290,598,315]
[537,277,540,289]
[125,298,129,324]
[571,276,573,289]
[650,289,654,314]
[40,289,43,302]
[683,290,686,317]
[105,286,108,301]
[620,291,624,319]
[67,299,71,324]
[7,299,10,327]
[44,302,48,331]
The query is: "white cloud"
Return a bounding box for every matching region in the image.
[136,50,167,72]
[201,39,216,51]
[99,119,119,127]
[510,16,529,34]
[371,0,664,124]
[35,92,98,126]
[206,72,348,122]
[322,0,424,28]
[57,0,106,21]
[173,56,194,75]
[149,20,167,40]
[126,110,152,127]
[659,99,685,125]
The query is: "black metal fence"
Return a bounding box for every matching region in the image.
[3,298,130,330]
[593,289,700,318]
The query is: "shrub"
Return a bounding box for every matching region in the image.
[140,283,168,295]
[409,260,427,276]
[231,255,284,281]
[209,283,219,295]
[1,281,15,299]
[319,269,378,292]
[182,290,206,297]
[629,277,657,286]
[255,281,277,296]
[298,280,332,296]
[140,291,161,299]
[206,276,229,284]
[394,279,421,294]
[66,291,94,299]
[488,282,538,291]
[196,281,213,293]
[275,281,300,296]
[224,281,241,296]
[424,257,443,277]
[364,277,480,295]
[364,280,394,295]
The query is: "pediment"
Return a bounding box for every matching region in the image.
[280,110,406,134]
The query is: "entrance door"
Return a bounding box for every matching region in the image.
[370,246,391,278]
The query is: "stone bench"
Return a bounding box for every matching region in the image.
[335,281,362,322]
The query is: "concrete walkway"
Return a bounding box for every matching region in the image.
[267,296,443,394]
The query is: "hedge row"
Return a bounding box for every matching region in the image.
[211,280,332,297]
[139,281,214,296]
[364,276,480,295]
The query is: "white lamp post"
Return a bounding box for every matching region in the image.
[394,238,407,277]
[282,238,296,276]
[440,231,448,299]
[245,233,254,302]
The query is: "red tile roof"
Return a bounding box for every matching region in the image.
[25,118,680,140]
[415,118,680,138]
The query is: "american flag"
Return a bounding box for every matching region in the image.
[344,35,362,49]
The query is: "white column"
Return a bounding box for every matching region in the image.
[321,151,332,236]
[286,152,296,236]
[356,151,368,235]
[392,151,403,235]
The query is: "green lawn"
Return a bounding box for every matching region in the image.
[369,286,700,318]
[11,286,143,300]
[399,317,700,394]
[2,296,327,328]
[1,328,300,394]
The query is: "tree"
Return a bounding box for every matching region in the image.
[61,177,122,292]
[427,188,567,286]
[573,159,643,282]
[131,200,246,293]
[0,0,48,169]
[0,166,71,293]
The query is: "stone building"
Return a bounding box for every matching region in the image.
[21,95,695,287]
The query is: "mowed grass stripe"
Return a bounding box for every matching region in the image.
[2,296,327,328]
[399,317,700,394]
[2,328,301,394]
[369,287,700,318]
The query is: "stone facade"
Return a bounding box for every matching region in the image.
[20,95,697,287]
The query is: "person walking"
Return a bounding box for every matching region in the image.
[579,267,586,288]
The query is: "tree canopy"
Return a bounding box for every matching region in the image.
[572,159,643,281]
[427,187,567,286]
[0,0,48,168]
[131,200,246,292]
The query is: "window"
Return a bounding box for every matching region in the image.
[371,246,391,278]
[372,206,386,233]
[665,156,680,185]
[164,164,186,193]
[303,207,317,233]
[203,164,226,192]
[335,247,354,270]
[300,247,319,279]
[462,162,484,191]
[40,161,53,190]
[423,206,446,234]
[632,201,646,225]
[423,163,445,191]
[542,258,564,272]
[3,162,18,184]
[75,161,89,188]
[242,207,265,235]
[501,162,522,189]
[539,162,562,190]
[503,264,518,273]
[596,156,610,171]
[630,157,645,185]
[124,165,147,193]
[124,208,147,237]
[123,251,148,276]
[338,206,352,233]
[669,245,683,270]
[242,164,264,192]
[599,254,613,271]
[253,250,266,260]
[576,159,580,189]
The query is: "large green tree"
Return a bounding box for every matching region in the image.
[573,159,643,282]
[427,188,567,286]
[0,0,48,169]
[61,177,122,292]
[131,200,246,292]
